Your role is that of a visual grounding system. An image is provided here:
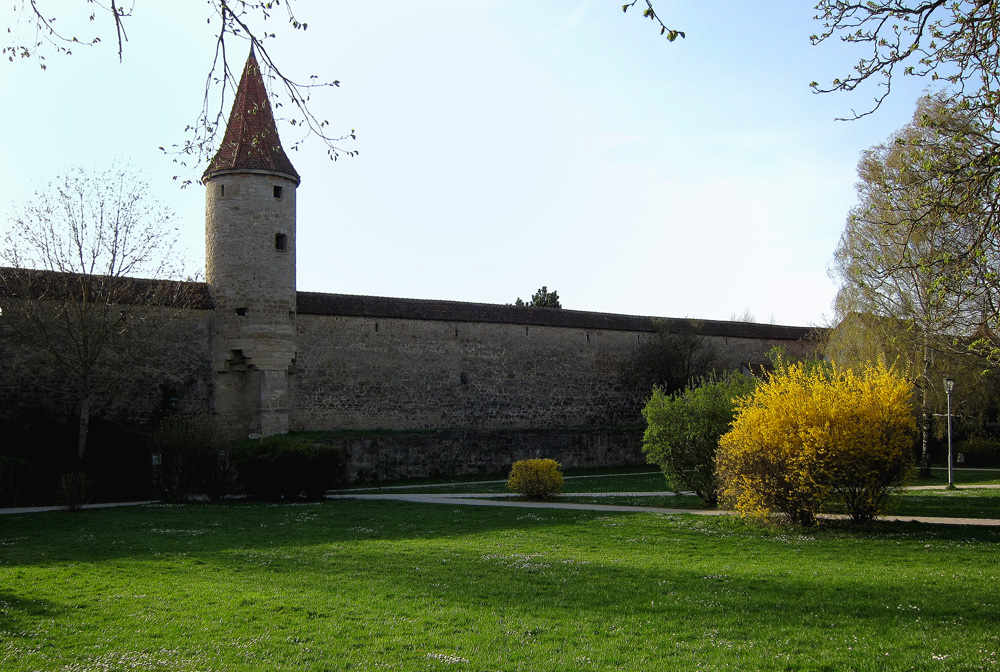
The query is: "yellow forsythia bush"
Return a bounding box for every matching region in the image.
[507,459,564,499]
[716,360,914,526]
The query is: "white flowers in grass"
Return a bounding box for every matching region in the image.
[426,652,469,664]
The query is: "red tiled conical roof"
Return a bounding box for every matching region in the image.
[202,49,300,183]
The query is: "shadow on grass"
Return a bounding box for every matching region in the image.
[0,499,635,567]
[2,498,998,567]
[1,501,999,672]
[0,590,58,635]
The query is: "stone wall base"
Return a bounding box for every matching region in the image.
[338,427,646,483]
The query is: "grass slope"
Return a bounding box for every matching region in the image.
[2,500,999,671]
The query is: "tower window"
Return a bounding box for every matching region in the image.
[273,185,283,199]
[236,307,248,316]
[275,233,288,251]
[218,184,225,197]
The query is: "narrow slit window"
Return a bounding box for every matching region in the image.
[275,233,288,251]
[273,185,283,199]
[218,184,225,197]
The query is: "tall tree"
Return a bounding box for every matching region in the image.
[830,94,991,474]
[813,4,1000,349]
[0,164,193,461]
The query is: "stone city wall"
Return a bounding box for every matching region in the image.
[291,293,817,479]
[0,275,215,423]
[0,273,817,481]
[337,427,647,483]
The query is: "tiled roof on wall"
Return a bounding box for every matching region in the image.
[0,268,814,340]
[202,48,300,183]
[296,291,816,340]
[0,267,215,309]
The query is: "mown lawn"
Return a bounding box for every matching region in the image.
[1,498,998,671]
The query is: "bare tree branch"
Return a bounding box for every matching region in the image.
[0,164,203,461]
[4,1,356,183]
[621,0,685,42]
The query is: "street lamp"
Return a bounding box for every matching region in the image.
[944,377,955,489]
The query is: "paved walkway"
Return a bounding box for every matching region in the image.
[327,487,1000,527]
[3,485,998,527]
[0,500,157,515]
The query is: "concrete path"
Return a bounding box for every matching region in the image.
[3,484,998,527]
[0,500,157,515]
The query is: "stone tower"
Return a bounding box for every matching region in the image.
[202,48,300,437]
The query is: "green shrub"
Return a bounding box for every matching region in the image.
[149,414,238,502]
[955,436,1000,467]
[641,372,755,505]
[717,360,915,526]
[507,459,564,499]
[235,437,349,501]
[58,472,91,512]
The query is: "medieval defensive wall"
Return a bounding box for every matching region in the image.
[0,50,817,485]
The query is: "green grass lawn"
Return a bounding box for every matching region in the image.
[2,499,999,671]
[911,467,1000,487]
[891,488,1000,519]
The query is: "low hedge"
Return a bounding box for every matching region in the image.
[235,437,348,501]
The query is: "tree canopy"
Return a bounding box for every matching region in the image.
[811,0,1000,362]
[811,1,1000,122]
[515,286,562,309]
[829,93,1000,472]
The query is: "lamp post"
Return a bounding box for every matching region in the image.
[944,377,955,489]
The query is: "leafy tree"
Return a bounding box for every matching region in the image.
[0,164,192,462]
[641,371,755,506]
[515,286,562,309]
[812,4,1000,357]
[830,93,991,475]
[717,359,915,526]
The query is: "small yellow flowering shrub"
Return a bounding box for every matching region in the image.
[716,360,914,526]
[507,459,564,500]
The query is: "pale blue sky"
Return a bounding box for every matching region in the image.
[1,1,936,325]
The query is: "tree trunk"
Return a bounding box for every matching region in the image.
[919,338,933,477]
[77,394,92,463]
[919,384,932,477]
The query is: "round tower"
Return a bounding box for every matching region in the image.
[203,48,301,437]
